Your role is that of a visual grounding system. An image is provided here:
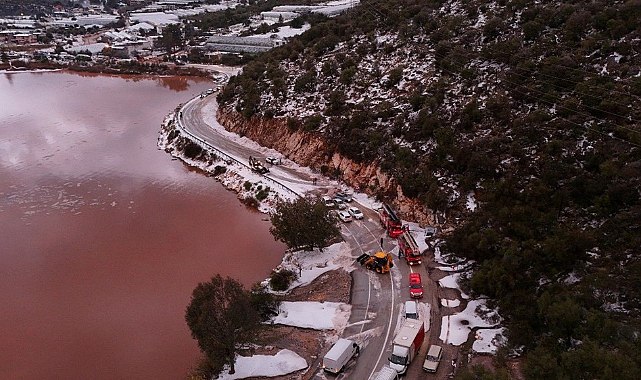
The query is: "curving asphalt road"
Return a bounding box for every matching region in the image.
[176,78,457,380]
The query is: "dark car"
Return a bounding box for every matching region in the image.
[335,192,353,202]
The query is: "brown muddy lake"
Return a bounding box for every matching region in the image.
[0,71,286,379]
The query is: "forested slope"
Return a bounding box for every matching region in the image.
[218,0,641,377]
[0,0,56,16]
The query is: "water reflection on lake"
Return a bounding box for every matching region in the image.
[0,71,285,380]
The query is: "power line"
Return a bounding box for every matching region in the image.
[506,66,641,122]
[331,0,641,148]
[426,46,641,149]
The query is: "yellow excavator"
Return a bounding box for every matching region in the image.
[356,251,394,274]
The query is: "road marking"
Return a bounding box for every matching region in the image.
[180,98,400,378]
[342,224,372,335]
[340,219,395,379]
[368,265,396,380]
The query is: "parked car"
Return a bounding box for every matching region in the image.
[422,344,443,373]
[409,273,424,298]
[335,191,353,202]
[322,196,335,208]
[205,88,214,95]
[348,206,364,220]
[338,210,353,222]
[404,300,419,319]
[266,156,281,165]
[333,197,347,210]
[424,226,438,241]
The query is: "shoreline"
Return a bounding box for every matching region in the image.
[158,97,360,379]
[0,61,213,78]
[159,73,503,379]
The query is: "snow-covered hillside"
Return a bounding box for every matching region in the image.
[217,1,641,378]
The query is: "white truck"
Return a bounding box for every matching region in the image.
[373,365,400,380]
[388,319,425,374]
[322,338,360,374]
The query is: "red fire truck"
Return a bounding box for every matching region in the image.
[398,228,422,265]
[379,203,404,238]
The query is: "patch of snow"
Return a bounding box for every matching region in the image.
[441,298,461,308]
[466,191,477,211]
[563,271,581,285]
[439,299,502,346]
[611,52,623,63]
[272,301,351,331]
[274,242,355,291]
[438,273,461,289]
[217,349,307,379]
[472,328,506,354]
[602,301,629,314]
[474,12,487,28]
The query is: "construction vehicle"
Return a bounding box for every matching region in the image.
[388,319,425,375]
[356,251,394,273]
[378,203,404,238]
[248,156,269,174]
[397,228,422,265]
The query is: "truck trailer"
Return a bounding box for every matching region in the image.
[388,319,425,374]
[322,338,360,374]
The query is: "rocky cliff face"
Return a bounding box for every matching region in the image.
[217,106,435,225]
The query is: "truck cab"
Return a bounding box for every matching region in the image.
[388,319,425,374]
[389,344,411,373]
[373,365,400,380]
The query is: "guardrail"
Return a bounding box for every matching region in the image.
[174,97,301,198]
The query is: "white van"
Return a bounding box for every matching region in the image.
[322,338,360,374]
[372,365,399,380]
[404,300,419,319]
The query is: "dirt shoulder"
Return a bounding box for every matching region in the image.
[250,269,352,380]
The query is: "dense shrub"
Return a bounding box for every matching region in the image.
[269,268,298,291]
[184,141,203,159]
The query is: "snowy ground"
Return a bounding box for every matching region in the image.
[272,242,356,292]
[217,349,307,380]
[164,80,390,218]
[439,299,502,347]
[441,298,461,308]
[438,272,461,290]
[471,328,506,354]
[271,301,351,331]
[159,65,507,377]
